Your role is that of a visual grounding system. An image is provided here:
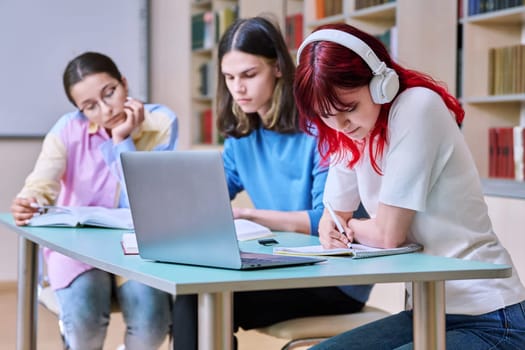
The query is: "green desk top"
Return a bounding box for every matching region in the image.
[1,213,511,295]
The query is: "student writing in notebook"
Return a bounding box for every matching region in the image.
[10,52,177,350]
[294,23,525,349]
[172,16,371,350]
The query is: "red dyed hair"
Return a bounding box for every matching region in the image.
[294,23,464,174]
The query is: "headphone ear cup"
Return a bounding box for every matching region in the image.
[369,68,400,104]
[368,75,385,104]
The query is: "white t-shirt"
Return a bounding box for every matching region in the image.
[324,87,525,315]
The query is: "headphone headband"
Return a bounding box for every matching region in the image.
[296,29,385,75]
[295,28,399,104]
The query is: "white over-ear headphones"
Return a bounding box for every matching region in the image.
[296,29,399,104]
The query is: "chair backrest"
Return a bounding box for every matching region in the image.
[256,305,391,350]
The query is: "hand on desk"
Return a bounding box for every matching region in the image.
[10,197,40,226]
[232,207,251,220]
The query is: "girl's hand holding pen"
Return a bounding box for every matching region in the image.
[10,197,40,226]
[319,204,353,249]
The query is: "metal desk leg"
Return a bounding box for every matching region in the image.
[198,291,233,350]
[17,237,38,350]
[412,280,445,350]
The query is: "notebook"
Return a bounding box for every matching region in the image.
[273,242,423,259]
[120,150,325,270]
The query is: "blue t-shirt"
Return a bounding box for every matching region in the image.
[223,127,326,234]
[222,127,372,303]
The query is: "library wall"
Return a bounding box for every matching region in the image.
[485,195,525,282]
[461,2,525,180]
[0,140,43,281]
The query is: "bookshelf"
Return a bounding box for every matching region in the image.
[189,0,296,148]
[181,0,457,149]
[461,3,525,181]
[190,0,239,147]
[302,0,457,93]
[188,0,305,148]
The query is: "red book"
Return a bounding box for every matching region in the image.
[488,128,498,178]
[201,109,213,144]
[293,13,303,50]
[495,127,515,178]
[494,128,505,178]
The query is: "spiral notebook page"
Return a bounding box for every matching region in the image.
[273,243,423,259]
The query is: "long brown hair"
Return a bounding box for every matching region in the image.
[216,16,299,138]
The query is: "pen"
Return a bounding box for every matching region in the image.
[325,201,352,248]
[29,203,61,215]
[29,203,48,215]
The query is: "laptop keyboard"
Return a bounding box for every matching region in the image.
[240,251,323,269]
[241,252,287,264]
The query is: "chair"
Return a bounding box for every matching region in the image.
[256,305,390,350]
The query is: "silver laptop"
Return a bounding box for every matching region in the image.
[120,150,325,270]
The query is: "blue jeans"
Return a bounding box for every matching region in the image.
[55,269,171,350]
[311,301,525,350]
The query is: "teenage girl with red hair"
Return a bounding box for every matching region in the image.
[294,23,525,349]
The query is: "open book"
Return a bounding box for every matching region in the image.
[234,219,273,241]
[273,242,423,259]
[120,219,273,255]
[28,206,133,230]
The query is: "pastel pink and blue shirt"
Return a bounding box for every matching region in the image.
[18,104,178,289]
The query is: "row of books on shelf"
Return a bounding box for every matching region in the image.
[196,108,214,144]
[191,5,238,50]
[195,109,225,145]
[488,44,525,95]
[285,13,303,50]
[488,126,525,180]
[468,0,524,16]
[355,0,396,11]
[314,0,343,19]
